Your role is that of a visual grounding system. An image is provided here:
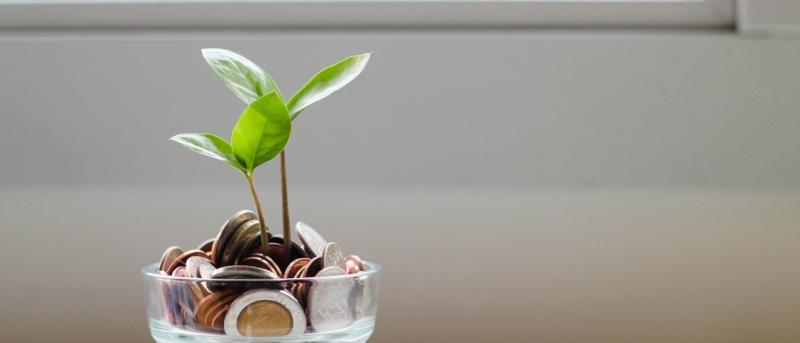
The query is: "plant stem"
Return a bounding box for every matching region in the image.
[280,150,292,263]
[246,173,270,254]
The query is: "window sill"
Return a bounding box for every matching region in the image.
[0,0,734,30]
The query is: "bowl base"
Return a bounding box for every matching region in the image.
[149,318,375,343]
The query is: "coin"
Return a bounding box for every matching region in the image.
[210,300,234,330]
[224,289,307,336]
[185,256,215,279]
[157,272,179,325]
[187,281,208,304]
[208,265,280,292]
[269,235,309,259]
[195,289,237,328]
[212,265,279,279]
[159,246,183,272]
[169,267,200,316]
[220,219,261,266]
[248,252,282,275]
[288,264,312,307]
[202,293,239,330]
[242,232,264,258]
[307,266,355,332]
[292,278,311,308]
[265,242,289,269]
[296,222,328,258]
[166,249,207,275]
[239,254,282,276]
[238,256,271,270]
[171,266,187,277]
[344,259,358,274]
[197,238,215,253]
[304,256,323,278]
[346,255,366,272]
[321,242,345,269]
[211,210,257,266]
[203,293,237,326]
[284,258,311,279]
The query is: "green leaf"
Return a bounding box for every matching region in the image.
[232,92,292,172]
[287,53,371,120]
[201,48,284,104]
[170,133,245,172]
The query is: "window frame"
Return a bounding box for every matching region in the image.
[0,0,735,30]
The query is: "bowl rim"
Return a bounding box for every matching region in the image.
[142,260,380,282]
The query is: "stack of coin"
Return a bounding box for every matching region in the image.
[155,212,368,337]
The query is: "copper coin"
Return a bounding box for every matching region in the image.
[346,255,366,272]
[269,235,309,259]
[201,293,237,327]
[344,259,358,274]
[292,266,309,308]
[202,292,239,326]
[243,253,282,276]
[159,246,183,272]
[288,283,298,301]
[265,242,289,270]
[209,295,238,327]
[284,258,311,279]
[260,254,283,277]
[166,249,207,275]
[239,256,272,270]
[295,265,308,279]
[197,238,215,253]
[304,257,323,278]
[294,282,309,308]
[221,219,261,266]
[210,301,234,329]
[211,210,257,266]
[239,256,281,276]
[195,289,237,326]
[188,281,208,304]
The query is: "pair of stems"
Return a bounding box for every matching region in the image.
[245,150,292,264]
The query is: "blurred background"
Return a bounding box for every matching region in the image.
[1,0,800,342]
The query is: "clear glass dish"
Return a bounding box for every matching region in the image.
[142,261,380,343]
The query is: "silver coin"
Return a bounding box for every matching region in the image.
[307,266,355,333]
[211,265,278,280]
[296,221,328,258]
[185,256,215,279]
[321,242,346,268]
[208,265,280,292]
[224,289,307,336]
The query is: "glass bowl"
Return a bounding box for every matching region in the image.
[142,261,380,343]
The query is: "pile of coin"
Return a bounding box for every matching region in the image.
[156,210,367,336]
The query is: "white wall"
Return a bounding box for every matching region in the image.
[1,28,800,342]
[1,30,800,189]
